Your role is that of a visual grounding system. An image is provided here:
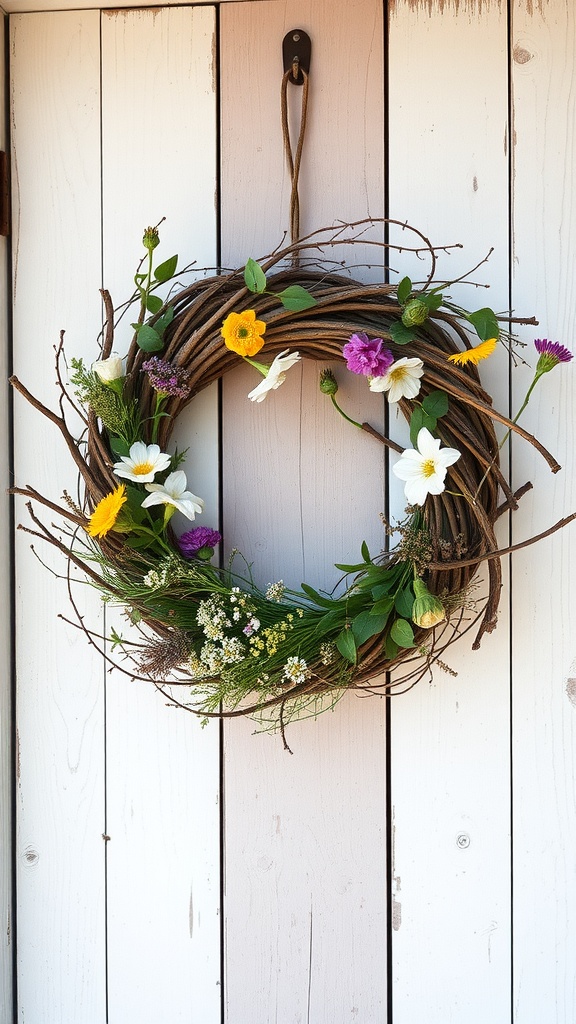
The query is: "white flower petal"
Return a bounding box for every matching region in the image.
[113,441,172,483]
[92,353,124,382]
[369,357,424,402]
[142,470,204,521]
[392,428,461,506]
[248,350,301,402]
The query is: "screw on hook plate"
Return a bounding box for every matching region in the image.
[282,29,311,84]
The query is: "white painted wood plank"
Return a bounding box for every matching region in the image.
[0,12,12,1020]
[221,3,388,1021]
[510,3,576,1020]
[10,11,106,1021]
[388,5,512,1021]
[100,8,221,1022]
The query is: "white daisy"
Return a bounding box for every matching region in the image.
[248,350,301,402]
[142,470,204,520]
[369,356,424,402]
[113,441,172,483]
[392,427,461,506]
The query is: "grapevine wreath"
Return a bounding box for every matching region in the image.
[10,220,575,731]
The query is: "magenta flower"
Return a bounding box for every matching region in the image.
[342,332,394,377]
[534,338,573,372]
[178,526,221,559]
[142,356,191,398]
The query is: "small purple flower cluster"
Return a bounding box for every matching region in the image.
[342,332,393,377]
[142,356,191,398]
[178,526,221,559]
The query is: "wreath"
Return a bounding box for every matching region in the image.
[11,219,574,735]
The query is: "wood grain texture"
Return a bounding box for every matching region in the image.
[388,4,512,1021]
[100,8,221,1021]
[220,2,388,1021]
[510,2,576,1019]
[10,12,107,1021]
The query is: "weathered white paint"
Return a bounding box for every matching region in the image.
[7,0,576,1021]
[11,12,107,1020]
[387,4,513,1022]
[511,1,576,1019]
[220,3,388,1020]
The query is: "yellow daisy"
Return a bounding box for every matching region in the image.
[221,310,266,357]
[448,337,498,366]
[88,484,127,538]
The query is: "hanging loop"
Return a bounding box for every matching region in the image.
[282,29,311,85]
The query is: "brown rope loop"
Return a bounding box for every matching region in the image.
[280,67,310,255]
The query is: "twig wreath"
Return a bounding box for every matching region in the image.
[10,219,575,733]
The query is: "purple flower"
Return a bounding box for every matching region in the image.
[178,526,221,559]
[142,357,191,398]
[342,332,394,377]
[534,338,573,373]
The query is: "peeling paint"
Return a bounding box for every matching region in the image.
[389,0,504,15]
[392,895,402,930]
[565,678,576,707]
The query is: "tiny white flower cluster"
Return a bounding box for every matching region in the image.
[190,589,262,677]
[265,581,285,603]
[282,656,310,685]
[143,555,186,589]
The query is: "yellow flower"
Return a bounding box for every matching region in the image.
[448,337,498,366]
[87,484,127,538]
[221,310,266,356]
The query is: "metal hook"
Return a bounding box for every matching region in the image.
[282,29,311,85]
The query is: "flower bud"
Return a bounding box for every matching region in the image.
[319,368,339,395]
[401,298,429,328]
[92,354,124,383]
[143,226,160,251]
[411,577,446,629]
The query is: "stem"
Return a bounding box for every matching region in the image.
[151,393,166,444]
[473,370,541,499]
[330,394,362,429]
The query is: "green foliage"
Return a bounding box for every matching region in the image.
[467,306,499,341]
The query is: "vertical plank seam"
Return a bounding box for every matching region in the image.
[506,2,515,1021]
[98,11,110,1023]
[6,12,17,1020]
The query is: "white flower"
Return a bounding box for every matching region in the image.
[92,353,124,383]
[142,470,204,520]
[392,427,461,505]
[113,441,172,483]
[248,350,301,402]
[369,357,424,402]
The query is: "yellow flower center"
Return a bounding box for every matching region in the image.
[133,461,154,476]
[421,458,436,478]
[390,365,408,382]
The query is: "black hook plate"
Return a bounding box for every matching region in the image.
[282,29,311,85]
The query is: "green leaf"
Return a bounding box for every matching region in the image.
[421,291,443,311]
[136,324,163,352]
[108,435,130,459]
[314,608,348,636]
[146,293,164,315]
[336,628,357,664]
[154,254,178,283]
[277,285,317,311]
[394,585,414,618]
[360,540,371,563]
[351,610,389,646]
[334,561,369,573]
[466,306,499,342]
[396,276,412,305]
[125,485,147,524]
[384,634,399,660]
[390,617,416,649]
[300,582,336,609]
[244,258,267,293]
[371,581,397,600]
[389,320,416,346]
[154,305,175,339]
[422,389,449,419]
[410,405,437,447]
[370,595,395,618]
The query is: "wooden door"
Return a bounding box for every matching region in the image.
[9,1,576,1022]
